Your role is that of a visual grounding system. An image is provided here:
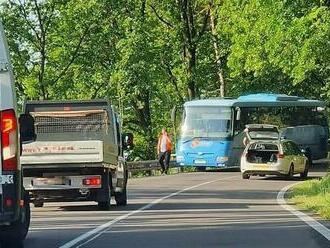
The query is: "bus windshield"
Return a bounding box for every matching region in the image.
[181,106,232,140]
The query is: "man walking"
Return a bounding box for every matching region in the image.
[157,128,172,175]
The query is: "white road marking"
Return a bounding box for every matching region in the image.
[277,183,330,242]
[59,175,237,248]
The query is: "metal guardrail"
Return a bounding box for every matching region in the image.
[127,160,178,172]
[127,159,330,173]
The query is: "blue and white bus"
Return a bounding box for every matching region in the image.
[175,94,328,169]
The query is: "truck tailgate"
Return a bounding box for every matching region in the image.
[21,141,103,164]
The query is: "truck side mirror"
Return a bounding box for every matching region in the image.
[122,133,134,150]
[19,114,36,143]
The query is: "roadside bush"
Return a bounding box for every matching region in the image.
[290,173,330,219]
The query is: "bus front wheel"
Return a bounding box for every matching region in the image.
[196,167,206,172]
[242,173,250,179]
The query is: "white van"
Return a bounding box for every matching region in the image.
[0,20,35,247]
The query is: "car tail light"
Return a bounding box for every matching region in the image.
[277,153,285,159]
[1,109,18,171]
[83,176,101,186]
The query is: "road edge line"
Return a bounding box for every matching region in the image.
[277,182,330,242]
[59,175,237,248]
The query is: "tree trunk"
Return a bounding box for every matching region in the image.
[34,0,47,99]
[210,6,225,97]
[132,91,154,159]
[187,45,197,100]
[180,0,197,100]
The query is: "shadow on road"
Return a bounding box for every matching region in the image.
[0,241,24,248]
[259,175,322,181]
[55,188,284,212]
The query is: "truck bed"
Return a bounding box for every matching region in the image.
[21,140,104,164]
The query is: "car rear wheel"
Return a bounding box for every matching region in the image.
[300,162,309,179]
[242,173,250,179]
[287,164,294,179]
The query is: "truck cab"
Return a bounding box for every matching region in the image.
[0,20,36,246]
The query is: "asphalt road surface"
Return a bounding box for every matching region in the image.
[20,171,330,248]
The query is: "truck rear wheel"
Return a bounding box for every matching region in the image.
[115,169,128,206]
[115,189,127,206]
[98,200,111,210]
[0,191,30,246]
[98,170,112,210]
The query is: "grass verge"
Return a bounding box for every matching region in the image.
[289,173,330,219]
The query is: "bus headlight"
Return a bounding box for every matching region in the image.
[216,156,228,163]
[176,155,184,162]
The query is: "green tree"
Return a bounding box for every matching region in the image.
[220,0,330,99]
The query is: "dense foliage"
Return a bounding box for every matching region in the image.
[1,0,329,159]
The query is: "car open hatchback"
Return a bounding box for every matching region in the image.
[240,124,309,179]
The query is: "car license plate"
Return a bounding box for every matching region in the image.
[195,159,206,164]
[33,177,67,186]
[253,165,268,170]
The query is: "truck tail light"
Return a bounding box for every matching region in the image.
[277,153,285,159]
[5,197,13,207]
[1,109,18,171]
[83,176,101,186]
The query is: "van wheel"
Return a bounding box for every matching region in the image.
[300,162,309,179]
[0,191,30,245]
[287,164,294,179]
[242,173,250,179]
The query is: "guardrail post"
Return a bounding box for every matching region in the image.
[127,160,179,177]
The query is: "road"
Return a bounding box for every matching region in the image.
[22,171,329,248]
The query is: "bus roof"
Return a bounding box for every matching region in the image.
[184,94,326,108]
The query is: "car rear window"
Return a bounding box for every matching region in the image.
[248,143,279,151]
[248,131,279,140]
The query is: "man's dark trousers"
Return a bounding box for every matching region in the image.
[159,151,171,174]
